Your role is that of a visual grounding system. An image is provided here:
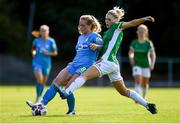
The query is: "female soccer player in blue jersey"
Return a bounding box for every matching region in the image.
[31,25,58,103]
[27,15,103,115]
[60,7,157,114]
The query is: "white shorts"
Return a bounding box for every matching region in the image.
[93,60,123,82]
[132,66,151,78]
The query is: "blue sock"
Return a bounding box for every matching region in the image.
[41,83,59,105]
[36,83,44,97]
[67,93,75,112]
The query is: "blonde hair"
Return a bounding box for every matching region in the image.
[40,25,49,31]
[39,25,50,38]
[106,6,125,21]
[138,24,149,39]
[78,15,101,34]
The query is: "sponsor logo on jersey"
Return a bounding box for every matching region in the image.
[77,43,89,50]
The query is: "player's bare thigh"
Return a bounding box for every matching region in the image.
[65,74,79,88]
[53,68,72,85]
[141,77,149,87]
[82,66,100,80]
[34,71,43,84]
[133,75,142,85]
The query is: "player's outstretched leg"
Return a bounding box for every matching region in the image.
[35,82,44,103]
[146,103,157,114]
[113,80,158,114]
[26,82,63,109]
[41,83,63,105]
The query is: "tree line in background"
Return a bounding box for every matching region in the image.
[0,0,180,61]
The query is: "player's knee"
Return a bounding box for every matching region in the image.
[81,74,88,80]
[37,79,43,84]
[82,72,96,81]
[41,81,47,85]
[119,92,126,96]
[53,78,60,85]
[53,78,64,85]
[119,89,129,97]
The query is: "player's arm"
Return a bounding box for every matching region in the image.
[90,43,103,51]
[31,40,36,57]
[121,16,155,30]
[128,47,135,66]
[90,36,103,51]
[44,40,58,56]
[31,46,36,57]
[44,50,58,56]
[150,50,156,71]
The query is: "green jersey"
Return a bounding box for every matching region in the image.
[101,22,123,64]
[130,39,154,67]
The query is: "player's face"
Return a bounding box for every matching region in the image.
[105,14,118,28]
[137,27,147,37]
[40,28,49,37]
[78,19,91,34]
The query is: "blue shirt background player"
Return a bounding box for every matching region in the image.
[31,25,58,103]
[32,37,57,73]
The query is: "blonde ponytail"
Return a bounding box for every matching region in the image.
[106,6,125,21]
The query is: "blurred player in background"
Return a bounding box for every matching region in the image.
[27,15,103,115]
[128,24,156,99]
[60,7,158,114]
[31,25,58,103]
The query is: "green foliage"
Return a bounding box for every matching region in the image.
[0,0,180,59]
[0,0,28,57]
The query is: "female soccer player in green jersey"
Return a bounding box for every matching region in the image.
[129,24,156,99]
[62,7,158,114]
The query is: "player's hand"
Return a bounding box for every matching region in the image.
[143,16,155,22]
[43,50,50,55]
[67,62,72,66]
[32,50,36,57]
[150,64,155,71]
[129,58,135,66]
[90,43,98,51]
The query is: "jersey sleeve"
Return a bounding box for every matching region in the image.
[149,41,155,51]
[51,39,58,51]
[113,22,124,30]
[129,40,135,49]
[118,22,124,29]
[93,33,103,46]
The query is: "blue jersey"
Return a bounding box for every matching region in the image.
[32,37,57,68]
[72,32,103,67]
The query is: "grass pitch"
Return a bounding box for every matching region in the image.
[0,86,180,123]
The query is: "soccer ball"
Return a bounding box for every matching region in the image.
[31,104,47,116]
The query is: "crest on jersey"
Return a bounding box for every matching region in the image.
[45,44,49,49]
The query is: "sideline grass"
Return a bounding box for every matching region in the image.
[0,86,180,123]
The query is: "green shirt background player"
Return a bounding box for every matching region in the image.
[129,24,156,99]
[63,7,158,114]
